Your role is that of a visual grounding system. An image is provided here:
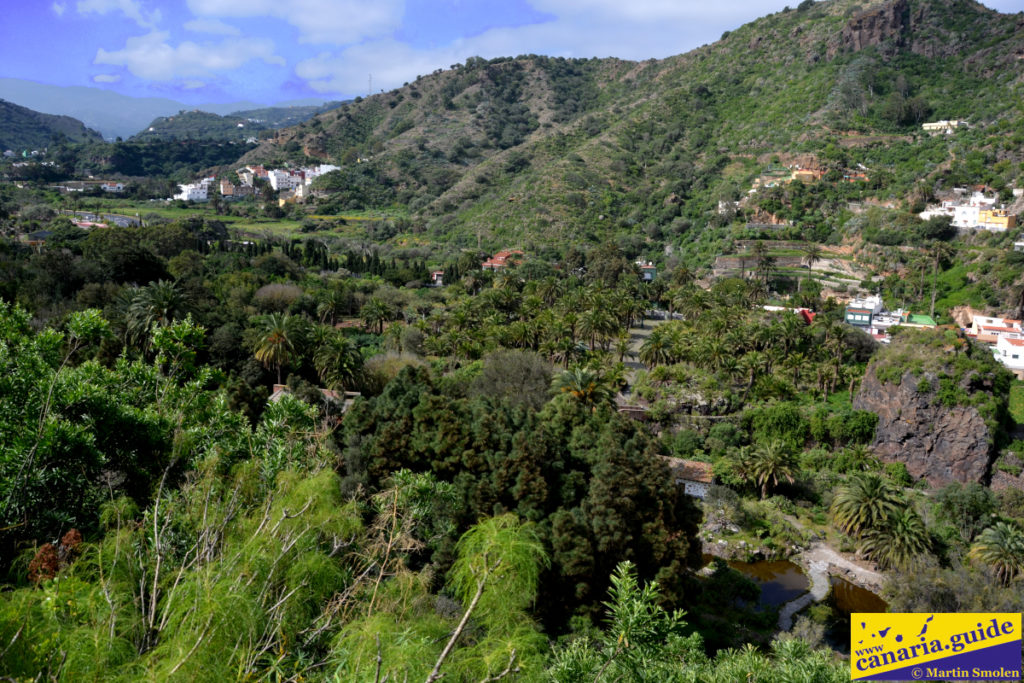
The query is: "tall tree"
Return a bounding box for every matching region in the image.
[749,439,796,499]
[801,242,823,292]
[251,313,304,385]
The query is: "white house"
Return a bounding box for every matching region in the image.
[268,169,302,191]
[922,120,968,135]
[995,337,1024,379]
[661,457,714,499]
[919,192,999,229]
[303,164,340,185]
[100,182,124,193]
[970,315,1023,345]
[174,183,208,201]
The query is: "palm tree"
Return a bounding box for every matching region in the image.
[360,298,393,335]
[125,279,186,349]
[927,240,955,318]
[638,327,672,368]
[749,439,797,499]
[580,307,616,351]
[970,522,1024,585]
[313,331,363,391]
[830,473,902,538]
[551,366,615,410]
[858,507,929,570]
[252,313,304,385]
[784,351,807,385]
[316,287,350,326]
[613,331,632,363]
[801,243,823,292]
[752,241,776,290]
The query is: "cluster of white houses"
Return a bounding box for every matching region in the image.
[843,295,1024,378]
[918,189,1018,232]
[173,163,339,203]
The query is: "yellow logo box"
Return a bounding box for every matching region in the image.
[851,612,1022,681]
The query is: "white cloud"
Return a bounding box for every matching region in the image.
[52,2,67,17]
[297,40,462,94]
[94,31,285,82]
[183,17,240,35]
[76,0,162,28]
[294,0,787,96]
[92,74,121,83]
[185,0,405,45]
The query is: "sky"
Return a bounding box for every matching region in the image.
[1,0,1020,106]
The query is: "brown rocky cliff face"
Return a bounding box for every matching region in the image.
[853,366,994,486]
[836,0,910,56]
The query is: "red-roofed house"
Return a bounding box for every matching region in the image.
[661,457,714,499]
[481,250,524,270]
[971,315,1022,344]
[996,337,1024,379]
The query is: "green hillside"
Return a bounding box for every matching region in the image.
[238,0,1024,254]
[131,103,346,142]
[229,101,345,128]
[0,98,103,151]
[131,110,269,142]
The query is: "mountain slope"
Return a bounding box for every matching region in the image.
[239,0,1023,251]
[0,99,103,151]
[0,78,336,140]
[131,110,269,142]
[130,102,346,142]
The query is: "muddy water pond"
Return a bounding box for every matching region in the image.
[705,556,887,616]
[829,575,887,614]
[726,559,810,609]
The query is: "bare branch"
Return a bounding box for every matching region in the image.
[478,650,519,683]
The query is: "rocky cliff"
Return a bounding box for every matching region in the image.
[833,0,1020,61]
[854,366,993,486]
[838,0,910,56]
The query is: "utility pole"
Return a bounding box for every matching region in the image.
[368,74,372,97]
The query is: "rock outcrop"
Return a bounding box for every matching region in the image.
[837,0,909,56]
[854,366,995,487]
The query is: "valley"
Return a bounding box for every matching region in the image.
[0,0,1023,680]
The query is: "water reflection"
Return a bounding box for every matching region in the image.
[727,560,809,608]
[829,575,887,614]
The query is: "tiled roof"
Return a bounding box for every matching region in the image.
[660,456,714,484]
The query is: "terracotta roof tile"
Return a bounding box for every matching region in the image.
[660,456,714,484]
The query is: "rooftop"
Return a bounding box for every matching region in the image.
[661,457,714,484]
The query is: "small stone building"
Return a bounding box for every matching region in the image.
[661,457,714,499]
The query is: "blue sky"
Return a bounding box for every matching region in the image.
[1,0,1020,105]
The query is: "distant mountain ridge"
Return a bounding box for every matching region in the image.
[0,99,102,151]
[0,78,336,140]
[130,102,345,142]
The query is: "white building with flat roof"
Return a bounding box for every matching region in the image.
[268,169,302,191]
[174,183,208,201]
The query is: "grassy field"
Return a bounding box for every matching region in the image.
[1009,380,1024,425]
[73,199,409,240]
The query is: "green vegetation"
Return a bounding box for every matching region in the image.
[0,99,103,151]
[2,0,1024,678]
